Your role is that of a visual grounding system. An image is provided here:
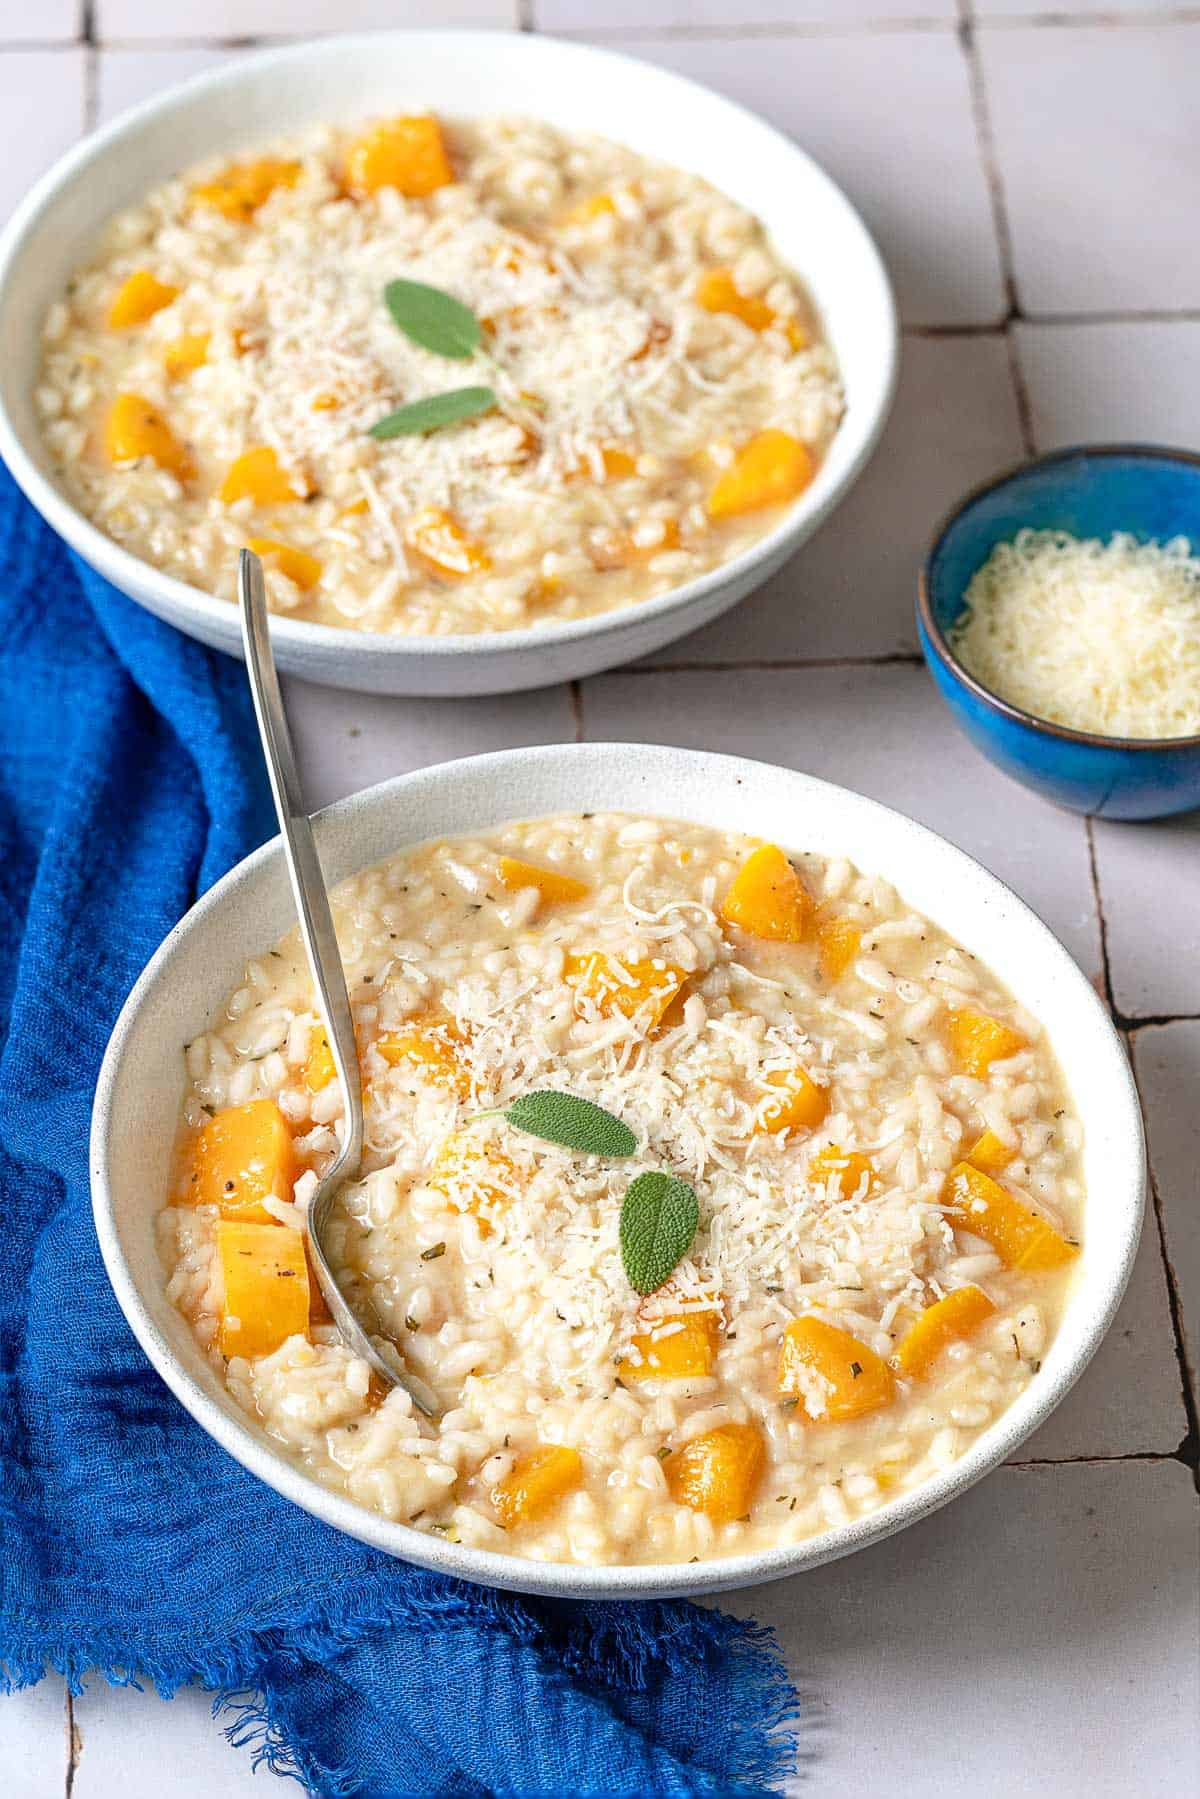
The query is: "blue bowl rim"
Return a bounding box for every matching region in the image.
[917,441,1200,753]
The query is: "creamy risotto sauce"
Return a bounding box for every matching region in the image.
[162,815,1083,1567]
[39,114,842,636]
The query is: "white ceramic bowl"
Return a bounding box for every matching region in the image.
[0,32,897,697]
[91,743,1143,1601]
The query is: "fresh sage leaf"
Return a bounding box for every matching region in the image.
[501,1091,637,1157]
[368,386,495,440]
[620,1171,699,1296]
[384,278,482,360]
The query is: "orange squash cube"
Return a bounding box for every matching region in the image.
[303,1031,336,1094]
[707,430,813,520]
[404,508,491,579]
[817,915,861,982]
[163,332,211,378]
[720,843,812,943]
[107,269,179,329]
[759,1067,829,1135]
[664,1422,764,1524]
[191,157,301,222]
[344,116,454,199]
[219,446,304,507]
[942,1162,1078,1272]
[561,191,617,227]
[947,1008,1027,1078]
[492,1444,582,1528]
[894,1285,996,1379]
[620,1311,719,1383]
[103,393,192,480]
[778,1315,896,1420]
[246,537,323,591]
[216,1220,309,1359]
[809,1143,874,1198]
[599,445,638,479]
[563,951,687,1029]
[496,856,589,908]
[967,1127,1017,1175]
[189,1097,296,1222]
[428,1133,517,1236]
[696,266,775,331]
[376,1023,469,1098]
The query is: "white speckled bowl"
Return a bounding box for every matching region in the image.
[90,744,1144,1600]
[0,31,896,697]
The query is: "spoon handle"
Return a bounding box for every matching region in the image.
[238,550,364,1172]
[237,552,440,1418]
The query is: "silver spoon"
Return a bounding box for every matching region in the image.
[238,548,440,1419]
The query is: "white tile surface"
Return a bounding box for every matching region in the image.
[1014,319,1200,451]
[582,662,1102,973]
[97,0,517,36]
[282,675,577,811]
[96,47,241,126]
[1093,811,1200,1020]
[0,49,84,223]
[1135,1022,1200,1386]
[722,1460,1200,1798]
[586,30,1005,327]
[0,0,77,39]
[539,0,956,28]
[981,25,1200,315]
[3,1677,66,1799]
[71,1681,261,1798]
[643,332,1025,664]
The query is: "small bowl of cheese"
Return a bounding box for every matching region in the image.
[918,444,1200,820]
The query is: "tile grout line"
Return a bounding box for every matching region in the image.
[521,10,1200,45]
[1006,1449,1191,1469]
[1126,1033,1200,1491]
[1085,818,1117,1014]
[568,679,584,743]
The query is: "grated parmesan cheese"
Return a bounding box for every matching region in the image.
[949,528,1200,739]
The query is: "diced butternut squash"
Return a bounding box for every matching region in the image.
[497,855,589,908]
[561,191,617,227]
[304,1031,336,1094]
[707,429,813,520]
[721,844,812,943]
[817,915,861,982]
[429,1133,517,1230]
[191,157,301,222]
[563,950,687,1029]
[620,1311,719,1383]
[809,1143,874,1198]
[778,1315,896,1421]
[894,1285,996,1379]
[599,444,638,479]
[107,269,179,329]
[103,393,191,480]
[967,1127,1017,1175]
[942,1162,1078,1272]
[344,116,454,199]
[163,332,211,378]
[188,1098,296,1222]
[759,1067,829,1136]
[588,518,681,570]
[663,1422,764,1524]
[216,1220,309,1359]
[246,537,323,590]
[492,1444,582,1527]
[404,507,491,579]
[311,391,340,412]
[696,267,776,332]
[341,496,371,518]
[377,1023,469,1099]
[947,1008,1027,1079]
[219,446,304,507]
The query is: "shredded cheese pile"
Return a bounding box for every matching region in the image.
[949,528,1200,739]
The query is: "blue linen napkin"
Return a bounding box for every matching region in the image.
[0,466,804,1797]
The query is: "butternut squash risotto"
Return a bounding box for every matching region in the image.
[161,815,1084,1566]
[38,114,843,636]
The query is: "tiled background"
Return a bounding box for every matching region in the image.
[4,3,1199,1795]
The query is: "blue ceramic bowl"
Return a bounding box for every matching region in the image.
[918,444,1200,820]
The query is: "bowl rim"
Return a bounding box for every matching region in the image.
[918,441,1200,753]
[0,29,898,669]
[89,741,1145,1600]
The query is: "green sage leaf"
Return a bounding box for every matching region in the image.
[368,385,495,440]
[501,1091,637,1157]
[620,1171,699,1296]
[384,278,482,359]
